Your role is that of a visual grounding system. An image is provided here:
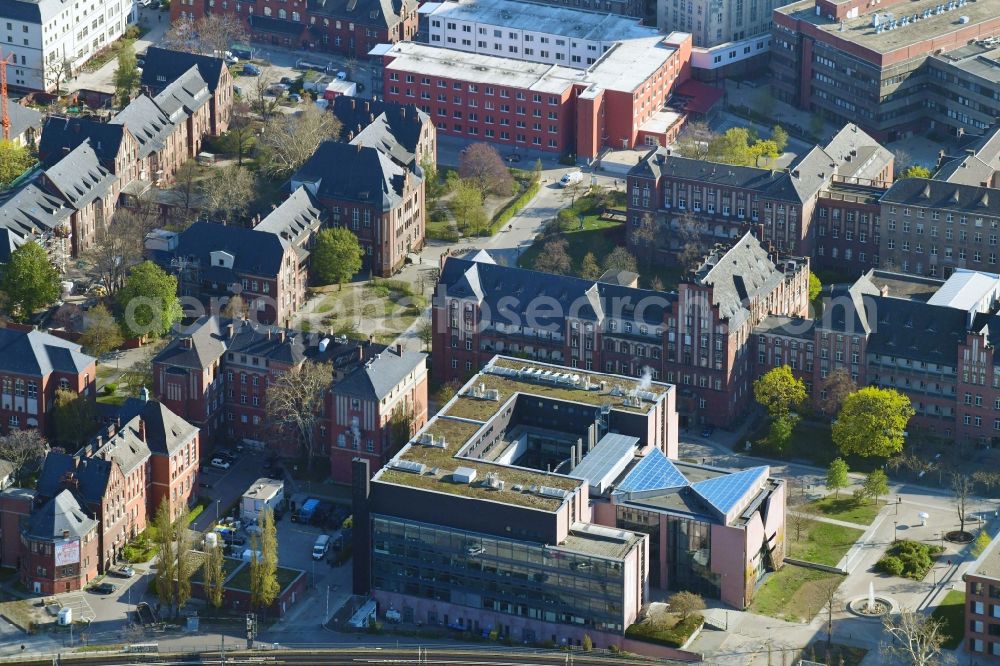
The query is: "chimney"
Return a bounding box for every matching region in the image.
[792,169,800,178]
[139,386,149,402]
[395,343,402,355]
[95,435,103,448]
[181,337,193,349]
[351,98,356,109]
[278,330,286,343]
[364,100,370,112]
[357,344,364,363]
[227,323,235,339]
[138,418,146,442]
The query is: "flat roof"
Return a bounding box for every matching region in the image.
[374,356,673,511]
[934,42,1000,83]
[557,522,644,560]
[776,0,1000,54]
[243,478,283,499]
[868,269,945,302]
[421,0,656,42]
[927,269,1000,310]
[967,527,1000,581]
[382,38,677,94]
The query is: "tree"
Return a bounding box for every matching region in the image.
[602,247,638,274]
[152,499,176,613]
[952,473,972,535]
[117,261,182,339]
[826,458,850,499]
[579,252,601,280]
[221,100,254,167]
[45,58,73,96]
[163,14,248,55]
[832,387,914,458]
[0,241,60,321]
[818,368,856,416]
[809,271,822,302]
[422,158,443,202]
[171,160,201,226]
[79,304,124,357]
[417,319,433,351]
[666,591,705,621]
[450,180,488,235]
[582,634,592,651]
[862,469,889,505]
[113,42,140,106]
[251,507,280,610]
[202,541,226,611]
[173,514,193,613]
[900,165,932,180]
[250,67,280,119]
[201,165,256,224]
[0,429,47,485]
[257,104,342,177]
[676,121,714,160]
[52,388,95,447]
[222,293,248,320]
[813,577,842,655]
[458,143,515,196]
[771,125,789,154]
[89,206,159,296]
[881,609,946,666]
[753,365,806,420]
[973,531,992,558]
[389,404,415,449]
[788,500,819,542]
[311,228,363,289]
[533,237,572,275]
[0,140,35,188]
[767,415,796,452]
[266,362,331,461]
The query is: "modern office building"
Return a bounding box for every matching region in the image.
[353,357,785,647]
[771,0,1000,140]
[0,0,132,91]
[376,34,691,161]
[926,42,1000,139]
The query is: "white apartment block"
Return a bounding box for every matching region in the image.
[419,0,659,70]
[1,0,133,91]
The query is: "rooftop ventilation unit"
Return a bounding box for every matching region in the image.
[636,390,659,402]
[537,486,571,500]
[393,460,427,474]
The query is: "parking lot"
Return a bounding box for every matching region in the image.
[54,594,95,623]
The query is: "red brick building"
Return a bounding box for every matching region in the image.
[965,525,1000,659]
[432,235,809,428]
[0,327,96,438]
[171,0,419,58]
[19,490,99,595]
[326,344,427,483]
[377,34,691,161]
[0,487,34,569]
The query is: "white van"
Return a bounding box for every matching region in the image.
[559,171,583,187]
[313,534,331,560]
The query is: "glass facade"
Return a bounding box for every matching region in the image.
[617,505,721,599]
[372,515,628,633]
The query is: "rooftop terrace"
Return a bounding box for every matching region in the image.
[776,0,1000,54]
[374,356,671,510]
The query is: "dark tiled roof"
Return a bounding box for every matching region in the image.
[175,221,292,277]
[0,2,43,23]
[438,253,673,326]
[332,97,429,168]
[7,102,42,142]
[155,315,309,372]
[153,67,212,122]
[141,47,227,94]
[38,116,128,168]
[42,141,117,209]
[866,295,968,364]
[0,328,94,376]
[115,399,198,457]
[111,95,176,160]
[935,125,1000,187]
[306,0,417,28]
[0,183,72,242]
[335,347,425,400]
[154,315,227,371]
[817,275,879,335]
[72,456,113,506]
[36,452,76,500]
[292,141,411,211]
[228,318,308,366]
[24,490,96,541]
[880,178,1000,216]
[253,186,326,246]
[754,314,815,339]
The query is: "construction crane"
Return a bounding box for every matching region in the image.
[0,49,12,141]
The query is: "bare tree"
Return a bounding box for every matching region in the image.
[675,121,714,160]
[533,237,572,275]
[458,143,515,196]
[953,472,972,536]
[171,160,202,226]
[0,429,48,485]
[265,362,332,461]
[631,212,658,261]
[250,68,280,119]
[162,14,248,55]
[881,609,947,666]
[819,368,856,416]
[45,58,73,96]
[257,104,342,178]
[201,165,256,224]
[787,500,819,543]
[225,100,254,167]
[813,577,842,655]
[87,206,157,295]
[222,293,248,320]
[675,211,704,272]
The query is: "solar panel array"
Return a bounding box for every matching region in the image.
[614,449,689,494]
[690,466,768,515]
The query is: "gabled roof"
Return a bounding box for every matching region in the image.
[866,295,968,363]
[116,399,199,456]
[689,466,769,516]
[334,347,426,401]
[153,67,212,121]
[306,0,417,28]
[823,123,893,183]
[7,102,43,143]
[293,141,413,211]
[38,116,129,168]
[936,125,1000,187]
[24,490,96,541]
[0,183,72,244]
[141,47,227,94]
[36,451,76,499]
[91,421,152,477]
[153,315,228,371]
[253,186,326,246]
[42,141,117,209]
[819,275,879,335]
[614,449,688,493]
[0,327,94,376]
[880,177,1000,216]
[111,95,176,160]
[332,97,430,169]
[175,221,292,278]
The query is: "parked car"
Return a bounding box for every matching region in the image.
[288,93,301,103]
[210,458,231,470]
[336,71,347,80]
[700,425,714,438]
[109,565,134,578]
[91,582,117,595]
[242,63,261,76]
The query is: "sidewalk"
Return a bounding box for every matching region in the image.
[70,7,170,94]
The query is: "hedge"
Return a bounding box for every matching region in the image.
[485,176,540,236]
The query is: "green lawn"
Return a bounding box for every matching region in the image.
[226,564,302,591]
[807,495,882,525]
[751,565,845,623]
[745,419,883,472]
[931,589,965,649]
[788,522,864,567]
[519,216,624,274]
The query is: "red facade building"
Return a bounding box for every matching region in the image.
[19,490,100,595]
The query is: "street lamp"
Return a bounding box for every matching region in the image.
[216,499,221,524]
[893,520,897,542]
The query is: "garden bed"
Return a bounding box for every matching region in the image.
[625,613,703,648]
[875,539,943,579]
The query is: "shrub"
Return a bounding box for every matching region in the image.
[876,555,904,576]
[582,634,592,651]
[877,540,940,579]
[124,25,141,40]
[104,383,118,394]
[625,614,703,648]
